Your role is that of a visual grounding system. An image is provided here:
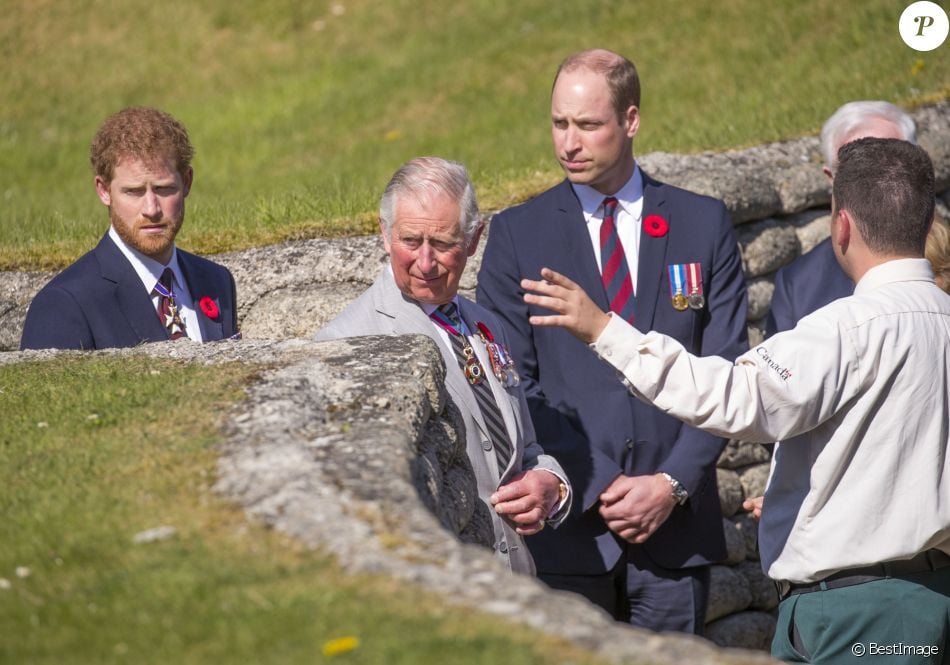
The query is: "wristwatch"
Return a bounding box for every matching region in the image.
[661,472,689,506]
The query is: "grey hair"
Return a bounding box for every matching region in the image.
[379,157,480,245]
[820,101,916,171]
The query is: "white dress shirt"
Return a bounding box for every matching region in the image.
[572,165,644,294]
[590,258,950,583]
[107,227,204,342]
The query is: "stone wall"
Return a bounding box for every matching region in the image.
[1,100,948,652]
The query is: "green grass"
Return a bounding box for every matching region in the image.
[0,356,601,665]
[1,0,947,269]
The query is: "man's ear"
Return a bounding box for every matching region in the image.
[624,105,640,140]
[94,176,111,207]
[181,167,194,198]
[466,223,485,257]
[833,208,853,254]
[822,165,833,182]
[379,219,391,254]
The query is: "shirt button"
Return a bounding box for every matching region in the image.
[482,440,492,451]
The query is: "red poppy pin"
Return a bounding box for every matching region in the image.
[644,214,669,238]
[199,296,220,320]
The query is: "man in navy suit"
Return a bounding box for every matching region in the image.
[21,107,238,350]
[765,101,916,337]
[476,49,748,633]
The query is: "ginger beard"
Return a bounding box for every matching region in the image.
[109,203,183,261]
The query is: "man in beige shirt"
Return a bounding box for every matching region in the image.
[522,138,950,663]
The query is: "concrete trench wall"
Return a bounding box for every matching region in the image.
[1,101,948,657]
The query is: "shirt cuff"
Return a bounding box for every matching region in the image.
[534,468,571,520]
[590,313,646,376]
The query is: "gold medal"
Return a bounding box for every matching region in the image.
[672,292,689,311]
[462,345,485,385]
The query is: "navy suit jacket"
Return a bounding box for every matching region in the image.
[477,175,748,574]
[765,238,853,337]
[20,234,238,350]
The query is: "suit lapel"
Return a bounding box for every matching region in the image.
[551,181,611,312]
[634,174,670,330]
[95,236,168,342]
[374,275,489,440]
[179,252,224,341]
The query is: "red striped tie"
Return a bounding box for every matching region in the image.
[599,197,636,323]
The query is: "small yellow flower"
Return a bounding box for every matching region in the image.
[322,636,359,657]
[911,59,925,76]
[383,130,402,142]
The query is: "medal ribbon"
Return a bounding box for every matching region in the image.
[668,264,686,296]
[429,307,465,337]
[154,279,175,300]
[687,262,703,295]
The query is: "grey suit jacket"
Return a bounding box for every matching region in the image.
[316,267,571,574]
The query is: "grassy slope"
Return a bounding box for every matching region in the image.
[0,0,947,269]
[0,357,601,665]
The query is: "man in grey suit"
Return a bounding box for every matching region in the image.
[316,157,572,574]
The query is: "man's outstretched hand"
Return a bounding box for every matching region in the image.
[521,268,611,343]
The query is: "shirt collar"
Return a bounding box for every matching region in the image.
[420,295,461,317]
[854,258,935,295]
[383,265,463,318]
[571,163,644,218]
[107,226,182,293]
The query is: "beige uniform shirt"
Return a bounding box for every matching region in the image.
[591,258,950,583]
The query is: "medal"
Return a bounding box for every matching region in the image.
[462,345,485,385]
[685,262,705,310]
[429,306,489,386]
[669,263,705,311]
[668,264,689,312]
[476,321,521,388]
[156,277,187,336]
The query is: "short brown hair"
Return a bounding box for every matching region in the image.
[90,107,194,183]
[554,49,640,119]
[833,138,934,256]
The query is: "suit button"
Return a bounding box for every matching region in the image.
[626,438,634,450]
[499,541,509,554]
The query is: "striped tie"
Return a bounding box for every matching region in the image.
[599,197,636,323]
[434,302,513,472]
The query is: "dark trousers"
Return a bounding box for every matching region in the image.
[540,547,710,635]
[772,566,950,664]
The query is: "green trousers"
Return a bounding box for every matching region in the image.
[772,567,950,664]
